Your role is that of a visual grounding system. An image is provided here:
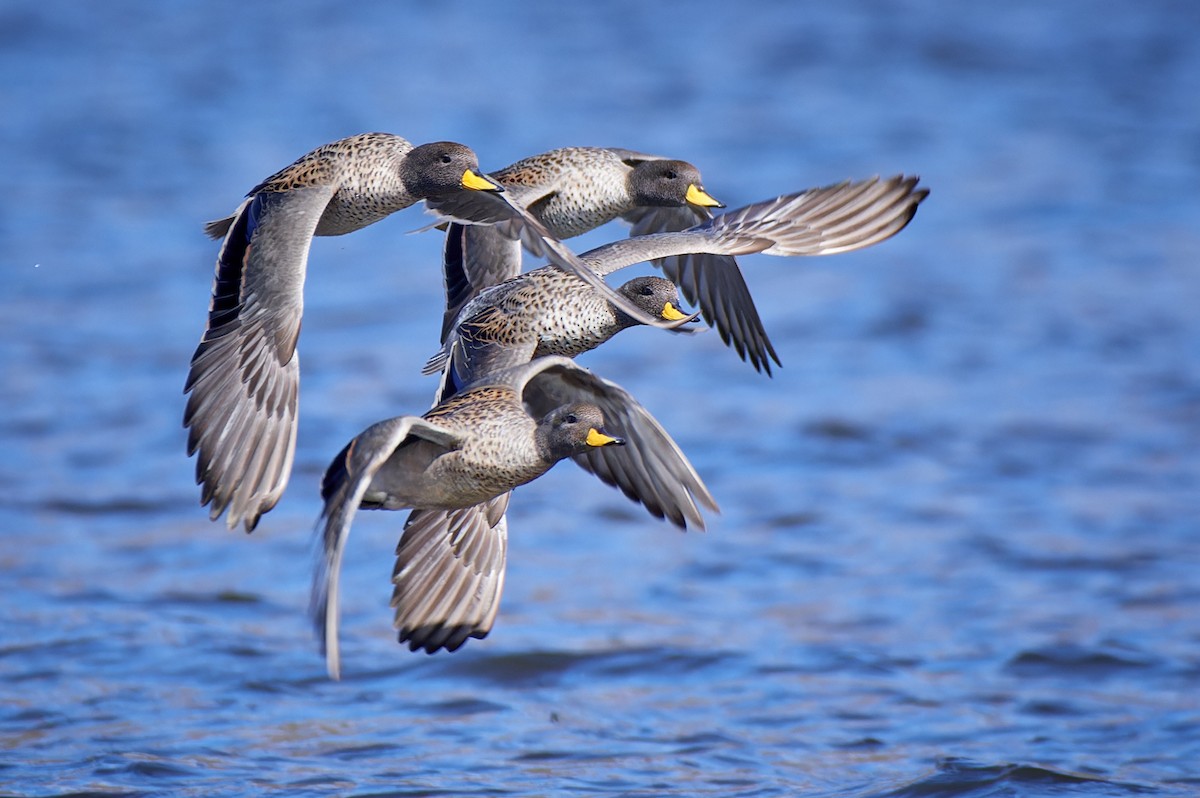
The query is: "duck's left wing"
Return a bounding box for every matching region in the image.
[312,416,463,680]
[391,493,511,654]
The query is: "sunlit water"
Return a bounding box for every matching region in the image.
[3,1,1199,795]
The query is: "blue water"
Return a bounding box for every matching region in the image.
[3,1,1199,795]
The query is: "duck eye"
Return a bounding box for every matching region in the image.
[664,169,678,180]
[440,154,453,164]
[564,413,578,425]
[639,285,654,296]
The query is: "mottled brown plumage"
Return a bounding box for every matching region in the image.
[494,147,722,238]
[425,274,690,402]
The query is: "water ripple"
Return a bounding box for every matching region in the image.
[867,758,1156,798]
[4,0,1200,795]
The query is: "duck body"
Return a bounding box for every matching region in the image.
[494,147,714,238]
[425,270,688,404]
[356,386,567,512]
[186,133,507,532]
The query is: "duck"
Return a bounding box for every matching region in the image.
[437,146,723,333]
[428,175,929,400]
[311,355,717,678]
[427,274,693,404]
[443,152,927,375]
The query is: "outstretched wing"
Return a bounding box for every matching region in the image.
[184,184,335,532]
[591,176,929,270]
[516,357,718,531]
[391,493,511,654]
[424,190,693,335]
[311,415,463,680]
[707,175,929,257]
[611,175,929,374]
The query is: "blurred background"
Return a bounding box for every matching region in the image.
[2,1,1198,795]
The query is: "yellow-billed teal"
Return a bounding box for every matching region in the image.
[429,176,928,398]
[184,133,509,534]
[438,146,723,324]
[311,355,717,678]
[425,274,693,404]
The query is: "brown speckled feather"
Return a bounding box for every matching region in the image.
[426,272,689,404]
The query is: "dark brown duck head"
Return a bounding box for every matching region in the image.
[628,159,724,209]
[536,402,624,462]
[615,276,696,328]
[401,141,504,198]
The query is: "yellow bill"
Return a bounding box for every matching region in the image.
[586,428,625,447]
[461,169,502,191]
[660,302,690,322]
[685,184,724,208]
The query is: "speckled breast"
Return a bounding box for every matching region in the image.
[315,134,417,235]
[499,270,622,357]
[500,148,635,239]
[422,389,553,506]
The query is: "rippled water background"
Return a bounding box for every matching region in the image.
[3,1,1199,795]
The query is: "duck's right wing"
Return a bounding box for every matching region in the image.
[706,175,929,257]
[517,357,718,531]
[594,176,931,270]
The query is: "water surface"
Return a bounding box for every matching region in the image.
[2,1,1199,795]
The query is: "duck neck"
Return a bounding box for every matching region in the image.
[610,303,644,332]
[534,425,578,465]
[533,426,555,464]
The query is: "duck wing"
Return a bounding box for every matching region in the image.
[614,175,929,373]
[516,357,718,531]
[312,416,464,679]
[184,184,335,532]
[390,493,511,654]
